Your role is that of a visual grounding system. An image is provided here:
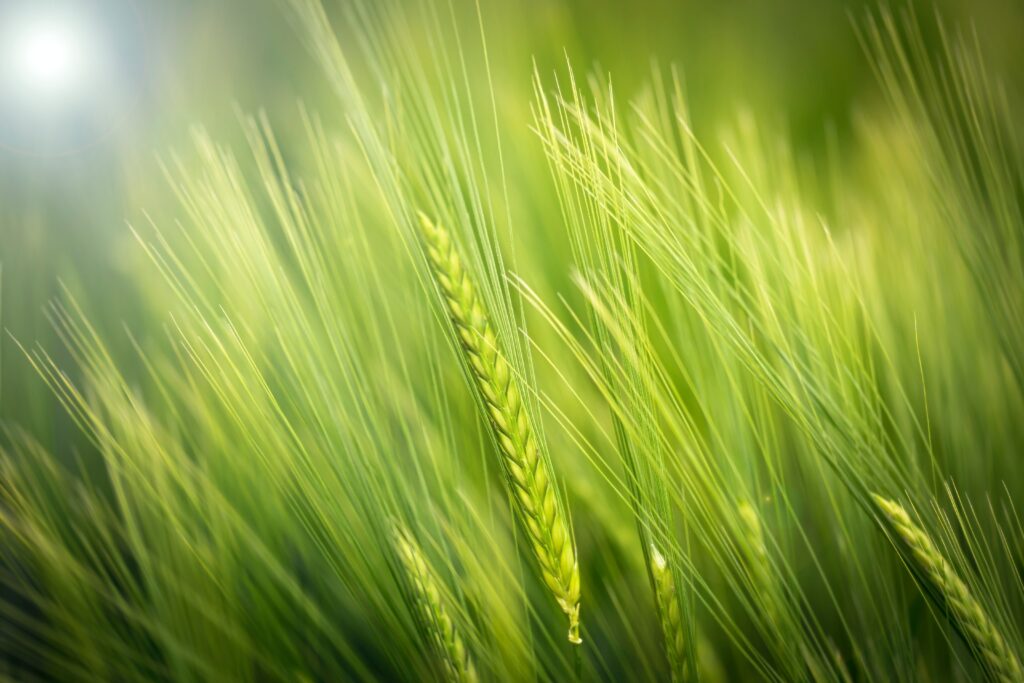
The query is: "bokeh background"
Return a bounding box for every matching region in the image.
[2,0,1023,447]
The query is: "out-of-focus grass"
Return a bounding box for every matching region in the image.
[1,0,1023,681]
[2,0,1022,442]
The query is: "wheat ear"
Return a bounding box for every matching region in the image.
[872,494,1023,683]
[650,545,690,682]
[392,525,479,683]
[418,212,582,644]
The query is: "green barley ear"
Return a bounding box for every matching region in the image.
[392,525,479,683]
[737,502,808,680]
[650,545,690,682]
[738,501,779,629]
[417,212,582,645]
[737,502,768,567]
[871,494,1023,683]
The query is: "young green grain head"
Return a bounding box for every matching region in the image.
[650,544,690,682]
[872,494,1023,683]
[417,212,582,645]
[392,525,479,683]
[738,501,780,629]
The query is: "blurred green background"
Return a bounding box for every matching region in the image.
[2,0,1023,445]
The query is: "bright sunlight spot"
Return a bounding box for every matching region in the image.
[11,19,85,97]
[0,1,138,154]
[1,10,98,104]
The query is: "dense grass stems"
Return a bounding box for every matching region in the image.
[2,0,1024,680]
[392,526,479,683]
[417,213,582,645]
[872,495,1023,683]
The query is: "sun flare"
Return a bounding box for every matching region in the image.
[2,11,96,103]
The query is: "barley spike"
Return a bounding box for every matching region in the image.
[418,212,582,644]
[872,494,1023,683]
[393,525,479,683]
[651,545,690,682]
[738,501,780,630]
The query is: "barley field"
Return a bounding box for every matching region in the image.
[2,0,1023,681]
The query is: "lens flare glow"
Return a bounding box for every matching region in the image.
[12,20,83,95]
[1,10,99,106]
[0,2,139,155]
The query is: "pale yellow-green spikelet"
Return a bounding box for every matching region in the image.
[651,545,690,682]
[418,212,582,645]
[392,526,479,683]
[872,494,1023,683]
[738,501,781,631]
